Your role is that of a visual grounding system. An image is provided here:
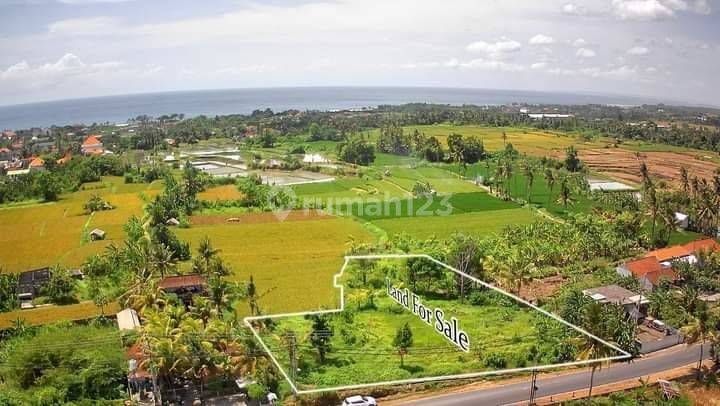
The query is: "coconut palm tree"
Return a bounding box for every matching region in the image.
[522,162,535,203]
[682,301,711,380]
[197,236,220,276]
[544,168,556,206]
[151,243,176,279]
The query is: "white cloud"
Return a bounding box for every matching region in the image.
[1,54,128,90]
[646,66,658,72]
[529,34,554,45]
[562,3,587,15]
[576,48,596,58]
[611,0,676,20]
[459,58,525,72]
[530,62,548,69]
[610,0,710,20]
[48,17,120,36]
[444,58,460,68]
[627,46,651,55]
[572,38,587,47]
[466,38,522,60]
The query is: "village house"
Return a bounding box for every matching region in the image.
[81,135,104,155]
[583,284,649,321]
[0,147,11,161]
[158,274,208,305]
[303,153,330,164]
[617,256,678,291]
[16,268,52,306]
[617,239,720,291]
[644,238,720,266]
[90,228,106,241]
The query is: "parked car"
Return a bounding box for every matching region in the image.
[343,395,377,406]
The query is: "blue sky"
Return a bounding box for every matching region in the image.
[0,0,718,106]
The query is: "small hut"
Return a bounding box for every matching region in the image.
[90,228,106,241]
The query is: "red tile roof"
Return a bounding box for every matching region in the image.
[642,268,679,286]
[82,135,101,146]
[683,239,720,254]
[158,274,207,290]
[626,256,664,277]
[644,239,720,262]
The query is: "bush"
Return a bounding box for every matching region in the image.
[482,352,507,369]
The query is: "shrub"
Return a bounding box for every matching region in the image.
[482,352,507,369]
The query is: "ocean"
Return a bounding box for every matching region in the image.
[0,86,663,130]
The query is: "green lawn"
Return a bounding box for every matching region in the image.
[444,162,596,218]
[371,208,537,239]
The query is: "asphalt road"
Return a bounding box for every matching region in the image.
[406,344,710,406]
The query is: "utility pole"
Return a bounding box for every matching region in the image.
[529,369,538,405]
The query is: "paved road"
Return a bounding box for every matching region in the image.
[406,344,710,406]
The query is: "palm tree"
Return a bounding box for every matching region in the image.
[544,168,556,206]
[576,302,614,401]
[197,236,220,276]
[151,243,176,278]
[522,162,535,203]
[682,301,711,380]
[556,173,575,208]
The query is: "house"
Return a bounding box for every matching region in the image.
[644,238,720,266]
[116,308,141,331]
[583,284,649,321]
[89,228,106,241]
[165,217,180,226]
[29,156,45,171]
[159,274,208,303]
[16,268,52,304]
[0,147,11,161]
[674,212,689,230]
[303,153,330,164]
[617,256,679,291]
[81,135,104,155]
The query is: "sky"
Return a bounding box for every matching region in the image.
[0,0,718,106]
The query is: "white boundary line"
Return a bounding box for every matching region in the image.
[244,254,631,395]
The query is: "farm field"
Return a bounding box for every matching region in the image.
[0,300,120,329]
[396,124,607,155]
[443,162,596,218]
[0,176,159,273]
[569,148,720,186]
[176,215,373,315]
[335,192,519,221]
[292,177,409,201]
[371,208,537,240]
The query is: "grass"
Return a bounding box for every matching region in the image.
[175,216,373,315]
[293,178,409,201]
[444,162,596,218]
[253,259,605,390]
[0,176,155,273]
[385,166,480,194]
[371,208,537,239]
[0,300,121,329]
[334,192,519,221]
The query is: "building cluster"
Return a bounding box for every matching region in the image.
[583,238,720,353]
[1,129,107,176]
